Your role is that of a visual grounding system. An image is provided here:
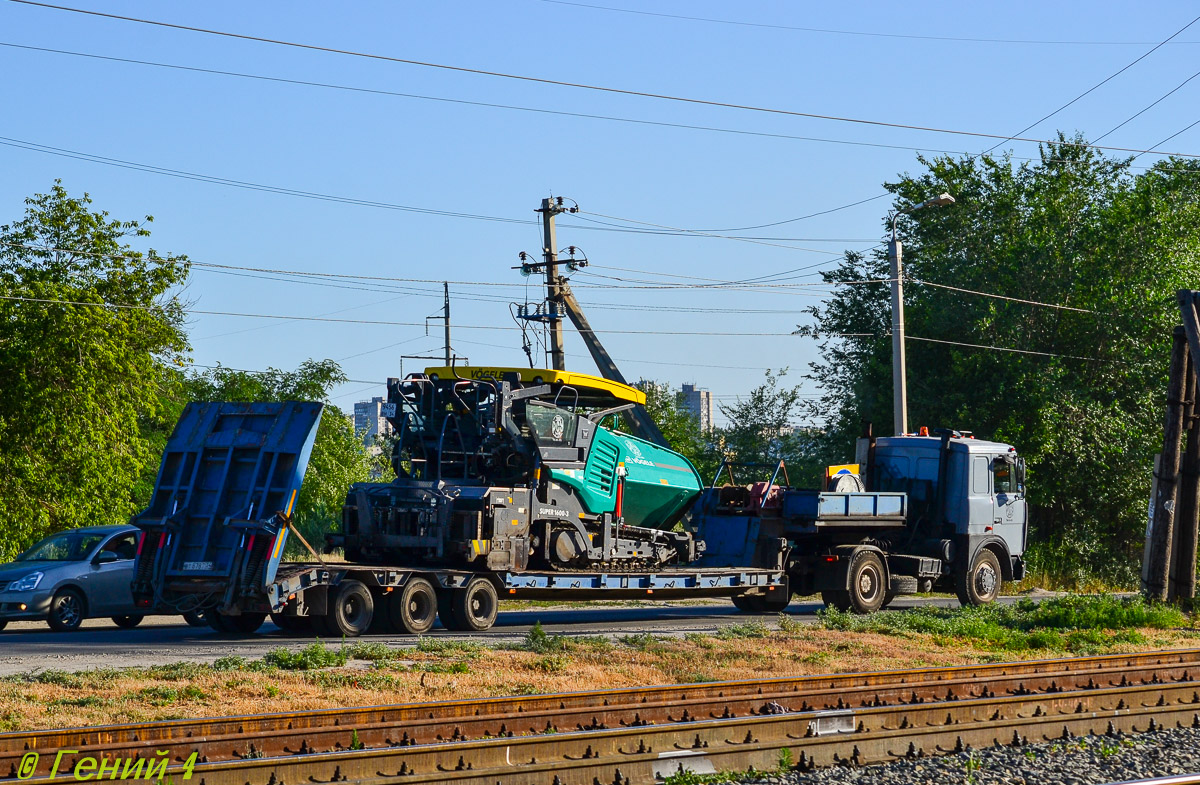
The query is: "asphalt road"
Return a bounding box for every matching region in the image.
[0,595,1022,676]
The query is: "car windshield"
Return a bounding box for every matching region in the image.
[15,531,107,562]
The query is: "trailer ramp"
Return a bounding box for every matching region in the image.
[131,401,323,613]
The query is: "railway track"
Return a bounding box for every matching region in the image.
[4,649,1200,784]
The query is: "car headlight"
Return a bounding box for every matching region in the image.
[7,572,43,592]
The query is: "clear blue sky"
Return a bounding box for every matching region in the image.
[3,1,1198,424]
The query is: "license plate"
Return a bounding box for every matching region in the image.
[182,561,213,571]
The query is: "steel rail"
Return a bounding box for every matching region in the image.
[4,648,1200,779]
[15,679,1200,785]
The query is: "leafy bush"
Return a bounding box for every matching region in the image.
[523,621,571,654]
[817,594,1184,653]
[263,642,349,670]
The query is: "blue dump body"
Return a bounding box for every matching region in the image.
[132,402,322,609]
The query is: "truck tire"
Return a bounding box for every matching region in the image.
[956,548,1002,607]
[732,582,791,613]
[447,578,499,632]
[47,588,86,632]
[846,550,887,614]
[209,612,266,634]
[320,580,374,638]
[390,577,437,634]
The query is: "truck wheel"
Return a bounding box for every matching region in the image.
[846,550,887,614]
[448,578,499,632]
[322,580,374,638]
[390,577,437,634]
[209,612,266,634]
[47,588,86,632]
[956,549,1002,607]
[111,615,144,629]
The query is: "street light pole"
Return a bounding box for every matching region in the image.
[887,192,955,436]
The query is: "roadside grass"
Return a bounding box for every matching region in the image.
[817,594,1185,654]
[0,593,1192,731]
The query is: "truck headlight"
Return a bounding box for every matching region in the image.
[7,572,43,592]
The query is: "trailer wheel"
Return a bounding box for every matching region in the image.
[390,577,437,634]
[321,580,374,638]
[181,610,207,627]
[445,578,499,632]
[845,550,887,614]
[956,548,1002,607]
[111,615,144,629]
[271,612,313,633]
[732,582,791,613]
[208,612,266,634]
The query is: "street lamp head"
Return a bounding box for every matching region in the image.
[923,192,956,208]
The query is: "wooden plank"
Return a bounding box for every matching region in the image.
[1146,326,1188,602]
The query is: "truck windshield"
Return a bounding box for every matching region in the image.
[993,459,1015,494]
[525,400,577,447]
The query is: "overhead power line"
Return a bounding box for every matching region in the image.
[0,41,976,160]
[907,335,1119,363]
[0,294,874,338]
[538,0,1200,46]
[1093,66,1200,143]
[913,280,1099,313]
[9,0,1200,159]
[980,12,1200,154]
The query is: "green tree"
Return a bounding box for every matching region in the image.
[637,380,719,479]
[0,183,189,560]
[182,361,383,556]
[717,368,822,486]
[802,136,1200,585]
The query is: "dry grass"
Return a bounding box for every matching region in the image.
[2,622,1197,733]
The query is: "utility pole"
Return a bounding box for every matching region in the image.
[443,282,451,365]
[425,283,452,365]
[887,235,908,436]
[887,192,955,435]
[538,197,569,371]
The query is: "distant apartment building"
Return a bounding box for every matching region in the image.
[680,383,714,433]
[353,397,394,442]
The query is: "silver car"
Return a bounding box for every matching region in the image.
[0,525,144,632]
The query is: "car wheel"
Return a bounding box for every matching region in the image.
[111,615,144,629]
[47,588,87,632]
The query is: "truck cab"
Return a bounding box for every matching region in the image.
[871,434,1027,570]
[694,429,1028,614]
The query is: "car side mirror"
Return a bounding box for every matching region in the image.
[94,551,119,565]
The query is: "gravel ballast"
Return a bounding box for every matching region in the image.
[740,726,1200,785]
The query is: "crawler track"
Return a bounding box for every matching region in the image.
[5,649,1200,784]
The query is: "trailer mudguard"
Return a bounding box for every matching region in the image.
[131,401,323,611]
